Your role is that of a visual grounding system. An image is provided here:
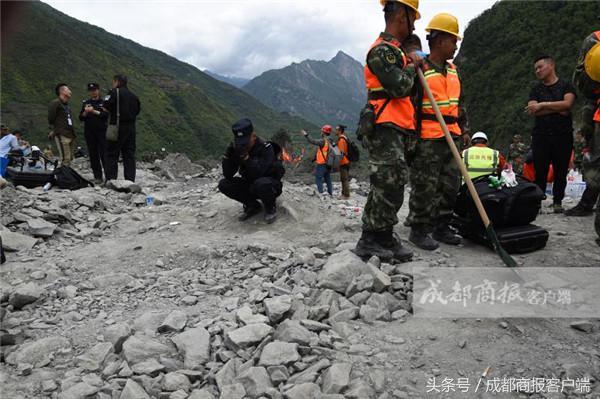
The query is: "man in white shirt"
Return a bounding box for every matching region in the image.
[0,125,26,177]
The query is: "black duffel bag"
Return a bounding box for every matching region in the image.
[454,175,544,229]
[53,166,93,190]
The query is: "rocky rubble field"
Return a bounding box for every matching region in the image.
[1,155,599,399]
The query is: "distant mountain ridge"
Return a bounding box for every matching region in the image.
[0,1,316,160]
[204,70,250,89]
[243,51,366,129]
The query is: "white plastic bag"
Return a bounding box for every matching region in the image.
[501,165,518,188]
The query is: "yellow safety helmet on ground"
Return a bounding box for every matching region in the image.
[379,0,420,20]
[426,13,461,40]
[585,42,600,83]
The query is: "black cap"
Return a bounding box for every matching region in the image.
[87,82,99,91]
[232,118,254,148]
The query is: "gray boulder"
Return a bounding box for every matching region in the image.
[122,335,173,364]
[317,250,366,294]
[27,218,57,237]
[258,341,300,366]
[171,327,211,369]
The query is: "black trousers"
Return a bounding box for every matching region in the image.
[218,176,283,210]
[84,129,107,180]
[580,185,600,209]
[105,123,136,182]
[532,134,573,204]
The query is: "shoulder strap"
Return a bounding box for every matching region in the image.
[116,88,120,125]
[375,98,392,123]
[319,140,329,160]
[463,149,469,168]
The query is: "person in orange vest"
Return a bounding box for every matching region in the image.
[302,125,334,196]
[572,30,600,243]
[336,125,351,199]
[408,12,466,250]
[353,0,421,263]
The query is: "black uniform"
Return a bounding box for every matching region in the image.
[218,138,284,211]
[79,97,108,180]
[104,86,141,182]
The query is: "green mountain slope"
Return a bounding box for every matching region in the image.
[243,51,366,128]
[455,0,599,150]
[0,1,316,159]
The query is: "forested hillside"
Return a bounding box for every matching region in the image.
[0,1,316,159]
[456,0,599,150]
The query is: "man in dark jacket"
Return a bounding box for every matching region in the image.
[79,82,108,183]
[104,74,140,182]
[218,118,285,224]
[48,83,76,166]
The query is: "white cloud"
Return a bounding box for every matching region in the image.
[43,0,497,78]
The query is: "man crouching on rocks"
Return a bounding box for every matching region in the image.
[218,118,285,224]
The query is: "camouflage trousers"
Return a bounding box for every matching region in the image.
[361,125,409,232]
[583,121,600,240]
[409,137,461,229]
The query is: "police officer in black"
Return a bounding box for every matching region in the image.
[79,82,108,182]
[104,74,141,182]
[218,118,285,224]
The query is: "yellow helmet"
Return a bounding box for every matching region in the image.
[585,42,600,83]
[379,0,420,20]
[426,13,461,40]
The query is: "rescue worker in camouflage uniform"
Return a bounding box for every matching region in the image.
[507,134,528,175]
[353,0,421,263]
[407,13,464,250]
[572,131,585,172]
[565,129,599,216]
[571,30,600,242]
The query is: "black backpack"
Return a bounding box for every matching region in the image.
[53,166,93,190]
[341,136,360,162]
[454,175,544,229]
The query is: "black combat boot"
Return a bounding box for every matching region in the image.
[353,231,394,262]
[409,224,439,250]
[238,201,262,221]
[432,223,462,245]
[264,204,277,224]
[380,231,414,263]
[564,202,594,217]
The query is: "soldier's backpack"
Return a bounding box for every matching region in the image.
[321,139,343,171]
[340,136,360,162]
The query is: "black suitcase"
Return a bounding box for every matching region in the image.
[5,167,54,189]
[454,219,549,254]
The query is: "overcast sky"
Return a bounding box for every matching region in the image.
[44,0,497,79]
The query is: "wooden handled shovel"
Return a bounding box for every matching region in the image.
[417,68,517,267]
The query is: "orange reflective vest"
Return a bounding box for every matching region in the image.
[337,135,350,166]
[420,62,462,139]
[364,37,415,131]
[315,140,329,165]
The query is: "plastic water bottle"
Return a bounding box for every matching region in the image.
[43,182,52,192]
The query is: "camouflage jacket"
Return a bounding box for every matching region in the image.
[573,139,585,167]
[573,31,600,100]
[508,142,528,161]
[367,32,416,100]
